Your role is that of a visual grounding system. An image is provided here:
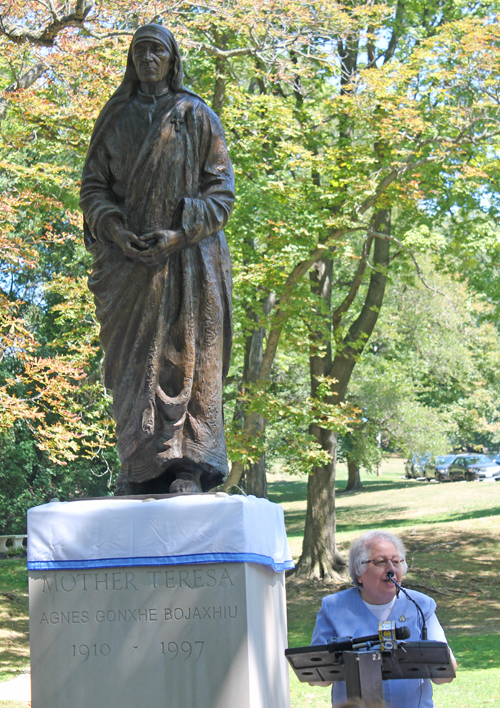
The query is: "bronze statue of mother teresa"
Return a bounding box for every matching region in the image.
[80,25,234,495]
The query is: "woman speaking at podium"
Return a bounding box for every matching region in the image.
[311,530,457,707]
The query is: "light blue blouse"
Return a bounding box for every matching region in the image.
[311,587,449,707]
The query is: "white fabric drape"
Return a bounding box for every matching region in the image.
[28,494,294,573]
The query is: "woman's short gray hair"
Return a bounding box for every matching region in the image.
[349,530,408,587]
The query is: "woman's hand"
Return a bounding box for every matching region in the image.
[432,656,457,684]
[106,220,148,261]
[137,230,186,266]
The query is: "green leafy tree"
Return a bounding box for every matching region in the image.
[341,259,500,492]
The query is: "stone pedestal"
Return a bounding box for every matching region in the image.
[28,495,292,708]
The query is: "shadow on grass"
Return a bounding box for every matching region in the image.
[282,510,307,537]
[336,479,415,494]
[0,601,29,685]
[335,505,500,532]
[0,561,30,684]
[268,480,308,504]
[282,506,417,538]
[0,647,30,677]
[268,478,415,502]
[282,496,500,551]
[0,560,28,595]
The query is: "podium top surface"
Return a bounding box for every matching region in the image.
[27,494,294,573]
[286,641,455,683]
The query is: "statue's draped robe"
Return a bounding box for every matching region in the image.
[80,91,234,490]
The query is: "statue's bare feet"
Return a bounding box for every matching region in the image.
[169,472,202,494]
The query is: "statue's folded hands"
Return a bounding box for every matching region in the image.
[105,218,148,261]
[137,230,187,266]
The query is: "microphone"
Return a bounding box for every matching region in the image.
[386,570,428,640]
[327,626,411,652]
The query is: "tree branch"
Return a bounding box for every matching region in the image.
[188,43,254,59]
[0,62,46,121]
[383,0,405,65]
[250,110,497,388]
[258,240,341,382]
[254,121,474,384]
[367,229,452,302]
[328,211,391,400]
[0,2,92,46]
[356,153,440,218]
[332,235,373,330]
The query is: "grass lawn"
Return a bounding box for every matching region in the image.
[1,456,499,707]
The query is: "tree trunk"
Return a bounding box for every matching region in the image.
[294,427,345,580]
[345,459,363,490]
[226,292,275,498]
[295,37,361,578]
[212,56,226,115]
[295,257,345,579]
[246,448,267,497]
[376,432,382,476]
[243,324,268,498]
[296,214,391,579]
[222,460,244,491]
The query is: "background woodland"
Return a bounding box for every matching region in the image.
[2,0,500,579]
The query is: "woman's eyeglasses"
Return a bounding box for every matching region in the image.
[361,557,404,568]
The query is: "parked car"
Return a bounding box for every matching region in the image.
[405,453,431,479]
[424,454,456,482]
[448,454,500,482]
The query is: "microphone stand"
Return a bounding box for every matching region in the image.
[386,570,427,640]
